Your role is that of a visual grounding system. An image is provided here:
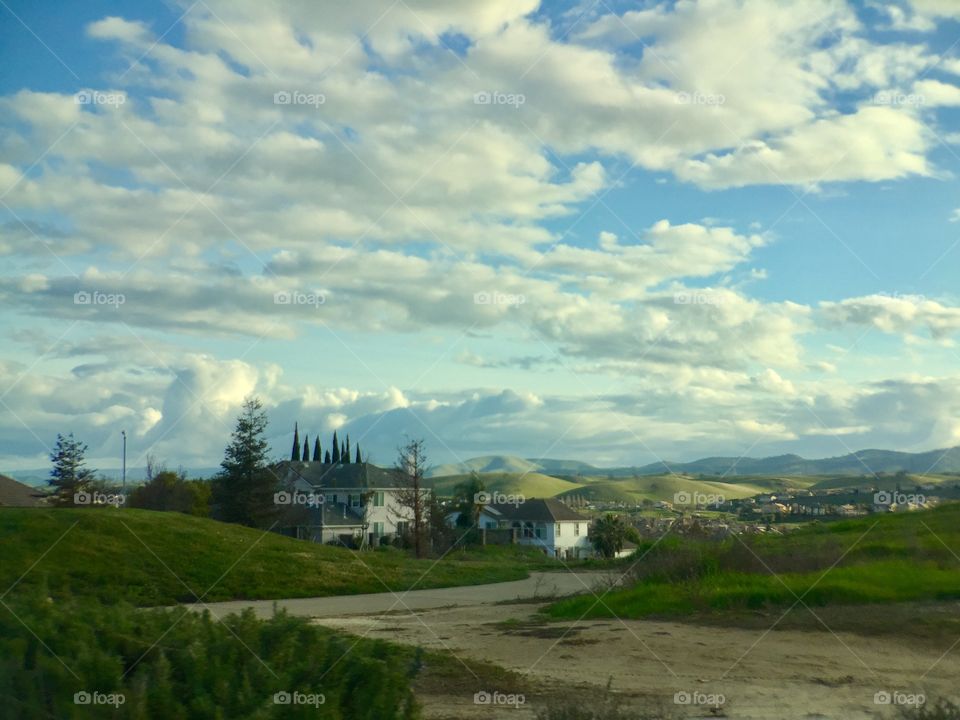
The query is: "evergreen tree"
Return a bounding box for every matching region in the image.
[331,431,340,463]
[344,435,351,464]
[324,450,331,464]
[341,440,347,462]
[313,436,321,462]
[355,443,362,464]
[290,422,300,461]
[302,436,310,461]
[48,433,96,506]
[211,397,276,527]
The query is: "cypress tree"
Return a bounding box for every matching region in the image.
[324,450,331,464]
[302,436,309,461]
[341,440,346,462]
[344,435,351,464]
[331,431,340,463]
[355,444,361,464]
[290,422,300,461]
[313,436,321,462]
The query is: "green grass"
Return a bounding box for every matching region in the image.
[429,471,580,498]
[0,508,555,606]
[545,503,960,621]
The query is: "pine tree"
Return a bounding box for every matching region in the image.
[344,435,351,464]
[302,436,309,461]
[211,397,276,527]
[355,443,362,464]
[290,422,300,461]
[324,450,331,464]
[331,431,340,463]
[313,436,321,462]
[48,433,96,506]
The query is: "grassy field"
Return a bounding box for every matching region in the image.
[0,508,558,606]
[545,503,960,621]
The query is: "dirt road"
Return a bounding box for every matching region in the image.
[197,573,959,719]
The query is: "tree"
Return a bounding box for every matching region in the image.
[48,433,96,506]
[313,437,321,462]
[211,397,277,527]
[393,439,430,558]
[344,435,351,464]
[355,443,362,464]
[453,471,486,528]
[302,436,310,461]
[331,431,340,463]
[128,466,210,516]
[590,514,636,559]
[341,440,347,463]
[324,450,331,464]
[290,422,300,461]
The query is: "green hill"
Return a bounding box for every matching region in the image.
[428,455,542,477]
[430,471,581,498]
[556,474,813,504]
[0,508,548,606]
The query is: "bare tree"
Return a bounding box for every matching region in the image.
[392,438,430,558]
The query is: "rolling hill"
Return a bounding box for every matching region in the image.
[429,471,581,498]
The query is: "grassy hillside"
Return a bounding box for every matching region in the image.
[429,471,580,498]
[0,508,554,606]
[546,502,960,621]
[556,474,814,504]
[428,455,542,477]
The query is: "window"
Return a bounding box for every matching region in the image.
[535,524,544,539]
[351,494,361,508]
[373,522,384,536]
[575,523,581,536]
[555,523,561,536]
[328,493,338,504]
[373,491,385,507]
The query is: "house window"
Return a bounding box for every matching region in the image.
[373,522,384,536]
[351,494,361,508]
[555,523,561,536]
[575,523,581,536]
[535,524,544,539]
[373,491,385,507]
[328,493,338,504]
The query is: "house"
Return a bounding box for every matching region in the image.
[277,461,428,547]
[0,474,48,507]
[477,498,593,559]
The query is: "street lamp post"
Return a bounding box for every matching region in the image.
[121,430,127,491]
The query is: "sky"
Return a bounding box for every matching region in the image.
[2,0,960,473]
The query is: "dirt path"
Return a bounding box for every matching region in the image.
[196,573,959,718]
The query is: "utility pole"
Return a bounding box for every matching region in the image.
[121,430,127,491]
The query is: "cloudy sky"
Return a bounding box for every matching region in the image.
[2,0,960,473]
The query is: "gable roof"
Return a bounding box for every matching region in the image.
[0,474,48,507]
[485,498,588,523]
[279,461,429,490]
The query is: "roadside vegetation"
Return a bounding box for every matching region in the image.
[546,503,960,621]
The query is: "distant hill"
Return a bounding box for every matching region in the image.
[428,455,599,478]
[429,471,580,499]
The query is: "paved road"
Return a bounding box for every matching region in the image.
[189,571,607,620]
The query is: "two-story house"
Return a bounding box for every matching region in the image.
[277,461,427,547]
[478,498,593,559]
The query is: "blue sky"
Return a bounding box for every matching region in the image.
[2,0,960,472]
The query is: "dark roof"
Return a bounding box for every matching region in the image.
[486,498,588,523]
[279,500,365,528]
[0,474,48,507]
[280,461,430,490]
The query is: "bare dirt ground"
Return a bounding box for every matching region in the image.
[199,573,960,719]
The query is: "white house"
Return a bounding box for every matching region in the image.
[478,498,593,559]
[277,461,425,547]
